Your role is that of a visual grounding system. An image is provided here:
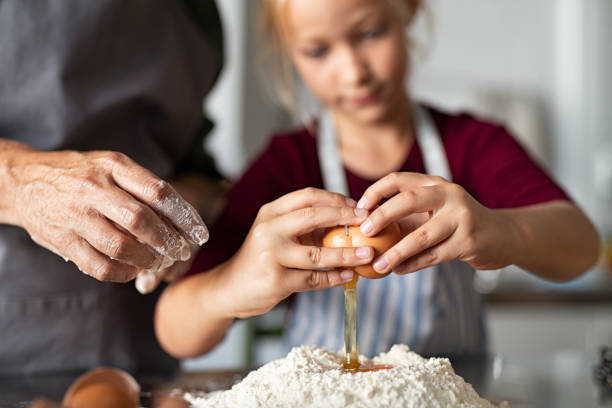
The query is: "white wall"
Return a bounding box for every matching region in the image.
[203,1,245,180]
[411,0,558,167]
[587,0,612,251]
[204,1,286,180]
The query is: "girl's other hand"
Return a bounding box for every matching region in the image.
[218,187,374,319]
[356,172,516,275]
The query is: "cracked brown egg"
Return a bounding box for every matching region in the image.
[323,223,402,279]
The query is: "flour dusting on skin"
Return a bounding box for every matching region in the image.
[183,345,508,408]
[153,180,210,246]
[134,181,209,293]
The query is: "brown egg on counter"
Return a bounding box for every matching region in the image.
[62,367,140,408]
[322,223,402,279]
[28,398,61,408]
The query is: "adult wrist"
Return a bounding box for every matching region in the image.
[0,140,39,226]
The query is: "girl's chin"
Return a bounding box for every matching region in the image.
[344,105,394,125]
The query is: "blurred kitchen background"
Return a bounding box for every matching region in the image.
[182,0,612,375]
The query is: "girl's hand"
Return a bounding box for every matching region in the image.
[356,172,517,275]
[218,187,374,319]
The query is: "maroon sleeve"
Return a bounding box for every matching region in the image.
[436,110,571,209]
[187,130,319,275]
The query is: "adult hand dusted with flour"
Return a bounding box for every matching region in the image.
[2,143,209,293]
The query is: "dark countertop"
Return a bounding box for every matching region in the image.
[1,350,610,408]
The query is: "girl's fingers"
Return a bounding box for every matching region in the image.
[361,185,445,236]
[281,268,355,293]
[277,244,374,270]
[272,205,369,238]
[261,187,356,220]
[373,216,457,274]
[357,172,444,210]
[397,212,431,236]
[393,238,459,275]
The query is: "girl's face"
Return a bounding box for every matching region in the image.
[284,0,409,125]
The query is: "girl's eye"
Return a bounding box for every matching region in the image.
[303,47,327,59]
[361,25,386,39]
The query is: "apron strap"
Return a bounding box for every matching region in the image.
[412,104,453,181]
[317,111,350,195]
[317,103,453,191]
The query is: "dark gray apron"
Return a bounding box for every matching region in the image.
[0,0,221,375]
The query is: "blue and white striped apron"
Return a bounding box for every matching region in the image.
[286,105,487,359]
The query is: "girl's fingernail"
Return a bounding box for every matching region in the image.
[340,270,354,280]
[373,256,389,272]
[354,208,368,217]
[360,219,373,234]
[356,246,371,259]
[345,197,357,207]
[356,197,367,209]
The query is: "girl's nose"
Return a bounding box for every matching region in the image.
[336,45,370,86]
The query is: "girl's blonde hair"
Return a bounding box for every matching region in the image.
[258,0,424,119]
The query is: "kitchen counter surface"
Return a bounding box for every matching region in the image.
[1,349,610,408]
[485,290,612,304]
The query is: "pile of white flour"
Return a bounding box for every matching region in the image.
[183,344,507,408]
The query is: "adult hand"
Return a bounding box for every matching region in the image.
[133,173,228,294]
[8,149,209,291]
[218,187,374,319]
[356,172,515,275]
[134,241,206,294]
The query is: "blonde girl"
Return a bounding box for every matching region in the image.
[155,0,600,360]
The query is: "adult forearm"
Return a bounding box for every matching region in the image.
[501,200,601,281]
[0,139,37,225]
[154,263,235,358]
